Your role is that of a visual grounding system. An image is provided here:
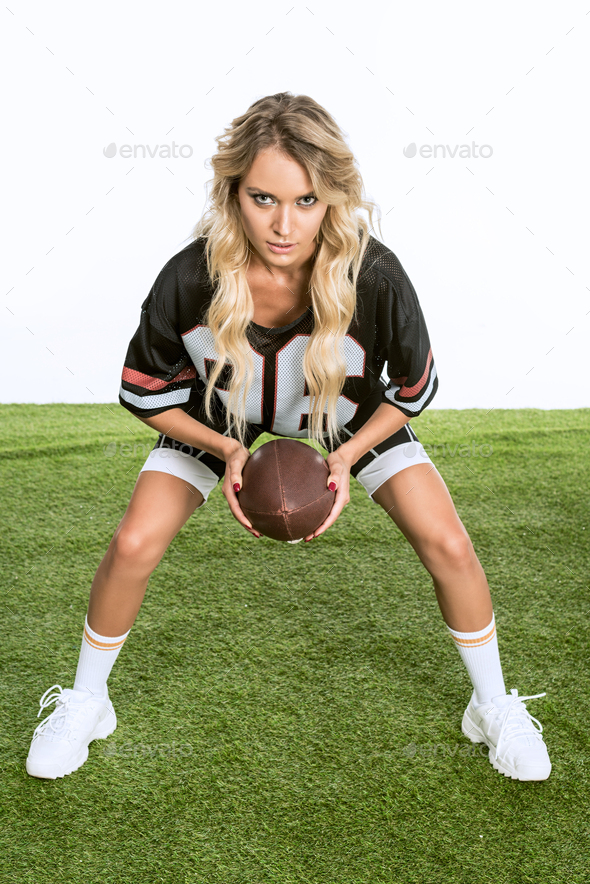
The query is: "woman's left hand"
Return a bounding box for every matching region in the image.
[304,449,352,542]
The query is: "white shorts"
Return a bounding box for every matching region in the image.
[138,424,434,509]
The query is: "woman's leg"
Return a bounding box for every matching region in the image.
[71,469,207,700]
[370,460,551,781]
[370,460,507,708]
[87,470,205,636]
[26,469,209,779]
[371,462,492,633]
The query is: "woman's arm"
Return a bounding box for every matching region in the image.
[337,402,411,468]
[137,408,240,462]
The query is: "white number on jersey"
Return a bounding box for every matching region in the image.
[182,326,366,436]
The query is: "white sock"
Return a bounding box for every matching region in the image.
[73,615,130,698]
[447,613,506,706]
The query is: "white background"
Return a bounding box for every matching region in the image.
[1,0,588,410]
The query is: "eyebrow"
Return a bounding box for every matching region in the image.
[245,186,315,200]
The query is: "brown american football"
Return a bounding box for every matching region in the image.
[238,439,335,542]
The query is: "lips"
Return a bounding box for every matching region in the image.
[267,241,296,254]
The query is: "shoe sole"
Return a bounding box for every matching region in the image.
[462,706,551,781]
[26,704,117,780]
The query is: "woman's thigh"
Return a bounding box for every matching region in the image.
[370,462,474,571]
[108,470,207,570]
[371,461,460,533]
[348,419,471,560]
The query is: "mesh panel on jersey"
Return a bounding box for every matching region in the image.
[119,233,438,426]
[246,309,316,432]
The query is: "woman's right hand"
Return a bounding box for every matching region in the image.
[221,440,261,538]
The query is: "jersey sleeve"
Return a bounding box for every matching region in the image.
[377,256,438,417]
[118,259,197,418]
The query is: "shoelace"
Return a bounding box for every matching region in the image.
[494,689,546,759]
[33,684,88,739]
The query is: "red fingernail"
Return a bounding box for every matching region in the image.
[329,482,336,492]
[233,483,240,493]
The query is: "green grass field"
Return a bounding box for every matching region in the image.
[1,404,588,883]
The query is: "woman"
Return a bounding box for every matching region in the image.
[26,92,551,782]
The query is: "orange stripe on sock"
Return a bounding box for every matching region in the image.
[450,624,496,647]
[452,632,496,649]
[83,626,127,651]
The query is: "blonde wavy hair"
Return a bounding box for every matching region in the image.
[188,91,383,452]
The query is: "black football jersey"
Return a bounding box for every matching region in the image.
[118,234,438,440]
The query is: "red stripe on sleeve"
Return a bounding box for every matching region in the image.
[122,364,196,391]
[397,348,432,398]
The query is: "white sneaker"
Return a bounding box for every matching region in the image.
[26,684,117,779]
[462,688,551,780]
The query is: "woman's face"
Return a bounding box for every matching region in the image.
[236,148,328,276]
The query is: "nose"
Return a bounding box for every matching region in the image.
[272,206,294,239]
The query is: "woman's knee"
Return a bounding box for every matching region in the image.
[419,527,476,575]
[109,524,167,571]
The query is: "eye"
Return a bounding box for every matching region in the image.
[252,193,317,207]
